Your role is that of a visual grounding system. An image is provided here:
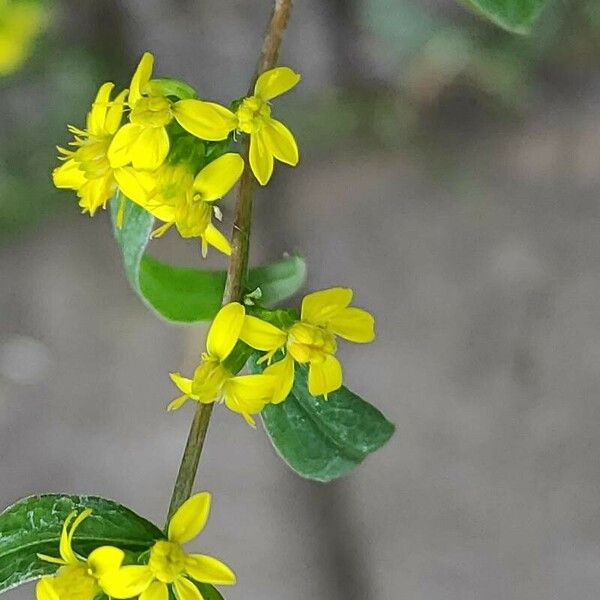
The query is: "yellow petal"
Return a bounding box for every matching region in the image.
[53,159,86,190]
[174,577,203,600]
[202,223,232,257]
[78,174,114,215]
[308,354,343,397]
[190,361,228,405]
[173,100,236,141]
[113,167,155,206]
[264,353,295,404]
[193,153,244,202]
[100,565,154,599]
[130,126,169,170]
[152,222,175,239]
[167,394,191,411]
[206,302,245,361]
[87,82,114,136]
[87,545,124,577]
[170,372,193,395]
[262,119,298,166]
[145,187,177,222]
[168,492,211,545]
[186,554,236,585]
[249,131,273,186]
[254,66,301,100]
[223,374,273,420]
[140,581,169,600]
[65,508,92,562]
[239,315,287,353]
[36,553,66,566]
[241,412,257,427]
[58,510,79,564]
[115,194,127,229]
[108,123,144,168]
[130,52,154,106]
[301,288,353,325]
[327,307,375,343]
[105,89,129,135]
[46,564,99,599]
[36,577,59,600]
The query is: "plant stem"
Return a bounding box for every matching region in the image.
[167,0,294,522]
[223,0,295,303]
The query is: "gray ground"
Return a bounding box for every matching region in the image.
[3,1,600,599]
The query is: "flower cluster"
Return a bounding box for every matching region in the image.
[52,52,300,255]
[170,287,376,425]
[43,45,383,600]
[36,493,235,600]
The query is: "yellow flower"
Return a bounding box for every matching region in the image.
[240,288,376,399]
[35,509,132,600]
[108,52,237,171]
[0,0,45,76]
[172,66,300,185]
[102,492,236,600]
[169,302,274,426]
[107,53,170,170]
[115,153,243,257]
[238,67,301,185]
[52,82,128,216]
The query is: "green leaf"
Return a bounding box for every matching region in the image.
[252,360,395,482]
[195,583,226,600]
[111,196,306,323]
[460,0,548,33]
[0,494,163,593]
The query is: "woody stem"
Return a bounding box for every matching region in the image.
[166,0,295,523]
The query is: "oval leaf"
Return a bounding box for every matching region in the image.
[252,359,395,482]
[111,196,306,323]
[460,0,548,33]
[0,494,163,593]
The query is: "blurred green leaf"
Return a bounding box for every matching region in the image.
[460,0,549,33]
[110,196,306,323]
[252,359,395,482]
[0,494,163,593]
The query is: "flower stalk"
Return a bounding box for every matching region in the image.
[166,0,295,522]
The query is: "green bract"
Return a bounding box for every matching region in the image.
[110,196,306,323]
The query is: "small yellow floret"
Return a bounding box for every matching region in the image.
[52,83,128,216]
[167,66,301,185]
[114,153,243,257]
[240,287,376,400]
[35,510,131,600]
[168,303,274,425]
[101,493,236,600]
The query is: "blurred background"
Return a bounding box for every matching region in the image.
[2,0,600,598]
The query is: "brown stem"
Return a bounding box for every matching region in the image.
[223,0,294,303]
[167,0,294,522]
